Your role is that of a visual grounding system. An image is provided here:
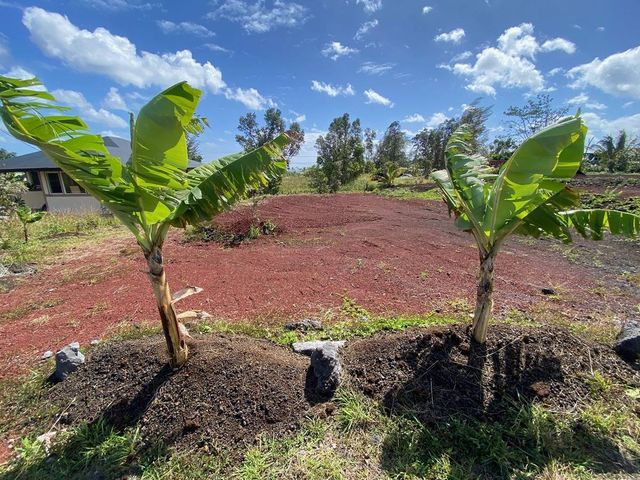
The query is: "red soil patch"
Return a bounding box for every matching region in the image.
[1,194,638,378]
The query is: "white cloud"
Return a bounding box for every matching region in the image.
[0,38,9,66]
[52,89,128,128]
[402,113,425,123]
[434,28,465,44]
[548,67,564,76]
[541,38,576,54]
[354,19,378,40]
[426,112,448,127]
[207,0,309,33]
[596,26,605,32]
[358,61,393,75]
[310,80,355,97]
[568,46,640,99]
[2,66,36,79]
[157,20,215,38]
[294,113,306,122]
[451,51,472,62]
[204,43,232,54]
[448,23,574,96]
[322,41,358,61]
[224,87,275,110]
[566,93,606,110]
[364,88,393,107]
[582,111,640,138]
[102,87,128,111]
[356,0,382,13]
[422,5,433,14]
[23,7,227,94]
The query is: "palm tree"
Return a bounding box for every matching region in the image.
[594,131,636,172]
[432,115,640,344]
[0,76,288,367]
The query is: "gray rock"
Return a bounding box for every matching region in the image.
[285,319,323,331]
[541,287,556,295]
[292,340,345,356]
[615,320,640,362]
[54,342,85,381]
[292,340,345,397]
[41,350,54,360]
[90,339,100,346]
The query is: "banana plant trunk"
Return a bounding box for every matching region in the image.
[472,248,496,344]
[145,245,188,367]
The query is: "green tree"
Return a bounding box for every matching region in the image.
[594,131,638,172]
[412,101,491,174]
[16,205,45,242]
[487,137,517,164]
[374,121,408,168]
[364,127,377,172]
[432,115,640,345]
[1,76,288,367]
[315,113,365,193]
[0,148,27,215]
[504,94,569,142]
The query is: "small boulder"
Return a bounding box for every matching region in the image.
[90,339,100,346]
[285,319,323,331]
[54,342,85,382]
[41,350,54,361]
[292,340,346,397]
[541,287,556,296]
[615,320,640,362]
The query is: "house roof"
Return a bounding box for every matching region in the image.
[0,136,202,172]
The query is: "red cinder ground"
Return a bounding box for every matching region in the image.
[1,194,638,378]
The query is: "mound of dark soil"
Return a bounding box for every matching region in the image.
[47,334,311,451]
[344,324,640,421]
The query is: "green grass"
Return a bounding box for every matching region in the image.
[0,212,123,266]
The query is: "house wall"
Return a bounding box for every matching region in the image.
[45,195,102,213]
[21,190,47,210]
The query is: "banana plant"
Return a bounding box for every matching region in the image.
[16,205,46,242]
[372,163,407,188]
[0,76,288,367]
[432,115,640,344]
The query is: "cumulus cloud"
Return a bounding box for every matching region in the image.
[23,7,226,94]
[224,87,275,110]
[402,113,425,123]
[434,28,465,44]
[310,80,355,97]
[567,46,640,99]
[582,111,640,138]
[566,93,606,110]
[322,41,358,61]
[354,19,378,40]
[426,112,448,127]
[207,0,308,33]
[356,0,382,13]
[448,23,574,96]
[358,61,393,75]
[157,20,215,38]
[102,87,128,111]
[541,38,576,54]
[53,89,128,128]
[422,5,433,14]
[364,88,393,107]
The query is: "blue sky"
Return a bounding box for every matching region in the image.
[1,0,639,168]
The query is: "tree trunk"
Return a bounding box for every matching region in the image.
[23,224,28,243]
[145,246,188,367]
[471,249,496,344]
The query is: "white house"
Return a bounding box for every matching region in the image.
[0,136,200,213]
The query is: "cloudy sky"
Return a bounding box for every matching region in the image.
[0,0,639,168]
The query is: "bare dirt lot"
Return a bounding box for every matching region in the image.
[1,194,639,378]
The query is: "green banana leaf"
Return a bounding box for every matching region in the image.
[169,134,289,226]
[559,209,640,240]
[484,115,587,242]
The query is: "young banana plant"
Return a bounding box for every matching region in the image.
[432,115,640,344]
[0,76,288,367]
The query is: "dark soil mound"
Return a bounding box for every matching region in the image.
[47,334,311,450]
[344,324,640,421]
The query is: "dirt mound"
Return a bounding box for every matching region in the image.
[344,324,640,420]
[47,334,311,450]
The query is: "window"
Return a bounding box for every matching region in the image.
[26,171,42,191]
[46,172,63,194]
[61,173,85,194]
